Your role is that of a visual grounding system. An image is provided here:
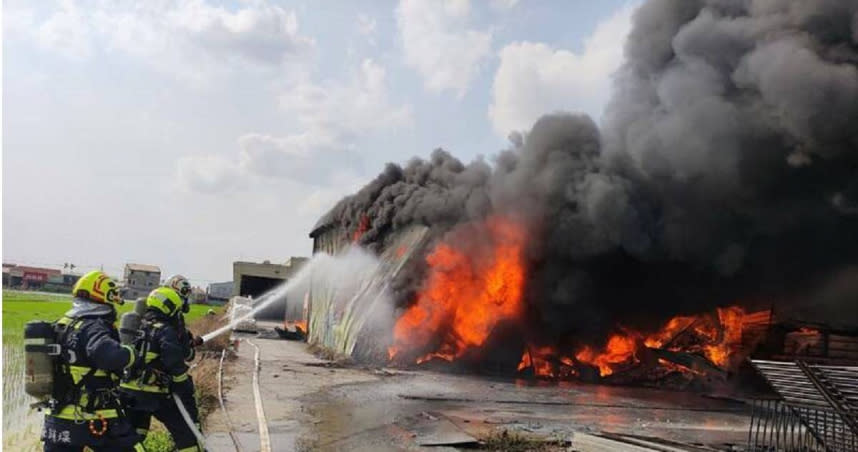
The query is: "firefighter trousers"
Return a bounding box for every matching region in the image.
[126,397,202,452]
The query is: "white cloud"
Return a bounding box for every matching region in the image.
[236,131,359,185]
[177,154,245,194]
[34,0,94,60]
[295,173,366,218]
[14,1,314,82]
[488,4,636,136]
[280,59,412,136]
[181,59,412,192]
[396,0,492,97]
[356,13,377,37]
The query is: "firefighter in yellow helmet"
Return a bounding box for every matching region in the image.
[41,271,144,451]
[120,287,203,452]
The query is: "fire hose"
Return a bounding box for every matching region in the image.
[173,392,208,451]
[246,339,272,452]
[219,347,243,451]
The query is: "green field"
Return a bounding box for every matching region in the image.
[3,290,212,333]
[2,290,216,451]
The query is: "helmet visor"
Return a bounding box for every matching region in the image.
[105,281,123,305]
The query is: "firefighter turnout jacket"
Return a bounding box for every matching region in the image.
[42,297,143,451]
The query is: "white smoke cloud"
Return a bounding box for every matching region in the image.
[396,0,492,97]
[488,3,637,137]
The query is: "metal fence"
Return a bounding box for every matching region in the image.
[749,360,858,451]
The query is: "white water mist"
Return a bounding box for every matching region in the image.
[201,248,392,344]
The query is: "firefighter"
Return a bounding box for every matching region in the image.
[41,270,144,452]
[120,286,203,452]
[163,274,198,363]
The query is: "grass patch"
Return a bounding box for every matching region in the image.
[188,312,231,353]
[3,290,215,338]
[2,290,70,302]
[479,430,569,452]
[143,431,175,452]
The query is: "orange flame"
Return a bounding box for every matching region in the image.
[516,346,579,378]
[395,246,407,258]
[657,358,704,376]
[388,216,526,362]
[386,211,752,380]
[575,334,639,376]
[285,319,307,333]
[702,306,744,367]
[352,215,370,242]
[644,315,695,348]
[517,350,532,372]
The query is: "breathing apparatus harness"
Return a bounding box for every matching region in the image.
[123,317,171,392]
[48,317,122,434]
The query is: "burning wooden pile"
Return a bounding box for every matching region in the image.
[380,215,776,388]
[762,321,858,365]
[513,308,772,388]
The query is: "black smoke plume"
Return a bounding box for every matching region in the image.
[316,0,858,345]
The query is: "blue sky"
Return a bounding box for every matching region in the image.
[3,0,637,284]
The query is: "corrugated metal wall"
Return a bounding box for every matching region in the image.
[307,225,429,359]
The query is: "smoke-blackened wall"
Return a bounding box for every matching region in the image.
[314,0,858,345]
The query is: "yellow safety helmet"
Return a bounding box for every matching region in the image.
[146,287,183,317]
[72,271,123,305]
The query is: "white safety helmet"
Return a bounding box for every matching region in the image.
[164,274,192,313]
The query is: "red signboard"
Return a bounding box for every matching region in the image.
[23,272,48,282]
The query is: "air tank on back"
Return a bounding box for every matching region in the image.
[119,297,147,345]
[24,320,58,401]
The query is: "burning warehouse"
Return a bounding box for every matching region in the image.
[298,0,858,447]
[303,0,858,376]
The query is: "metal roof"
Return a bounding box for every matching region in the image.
[125,263,161,273]
[751,360,858,451]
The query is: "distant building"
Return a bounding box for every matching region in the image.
[63,274,81,286]
[5,265,62,290]
[44,273,81,293]
[207,281,233,305]
[2,264,15,287]
[123,263,161,299]
[189,287,207,304]
[232,257,308,318]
